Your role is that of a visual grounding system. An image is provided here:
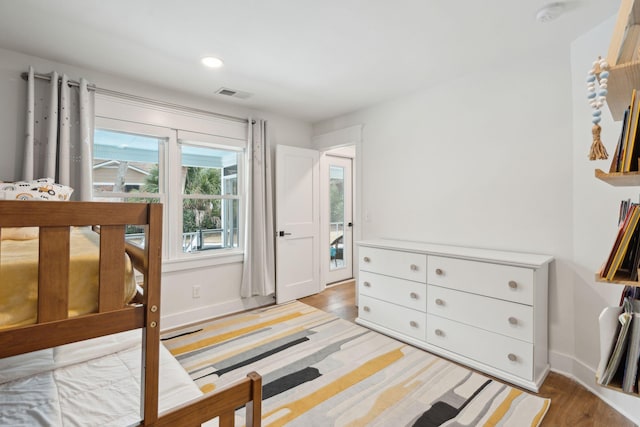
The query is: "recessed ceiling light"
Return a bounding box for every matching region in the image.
[201,56,224,68]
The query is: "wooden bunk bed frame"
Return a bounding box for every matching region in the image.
[0,200,262,426]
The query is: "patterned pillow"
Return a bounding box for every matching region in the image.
[0,178,74,240]
[0,178,73,201]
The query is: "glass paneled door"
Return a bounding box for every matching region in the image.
[326,156,353,284]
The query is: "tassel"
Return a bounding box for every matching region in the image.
[589,124,608,160]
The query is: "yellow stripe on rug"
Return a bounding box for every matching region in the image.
[263,348,405,427]
[483,388,528,427]
[170,311,304,356]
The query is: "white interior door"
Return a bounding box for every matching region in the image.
[325,155,353,284]
[275,145,320,304]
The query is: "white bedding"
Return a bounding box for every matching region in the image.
[0,331,202,426]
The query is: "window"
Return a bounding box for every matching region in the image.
[93,113,246,262]
[179,142,242,253]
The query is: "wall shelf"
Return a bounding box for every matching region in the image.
[595,273,640,287]
[601,382,640,397]
[595,168,640,186]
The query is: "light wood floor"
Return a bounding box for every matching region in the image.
[300,281,636,427]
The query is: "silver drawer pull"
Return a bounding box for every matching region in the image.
[409,320,419,328]
[363,256,371,263]
[435,329,444,337]
[508,280,518,289]
[363,306,371,312]
[410,264,418,271]
[410,292,419,299]
[508,316,518,325]
[435,268,443,275]
[435,298,444,306]
[507,353,518,362]
[363,281,371,287]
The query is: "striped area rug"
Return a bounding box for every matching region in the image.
[162,301,549,427]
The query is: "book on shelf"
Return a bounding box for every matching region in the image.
[598,298,640,394]
[617,215,640,281]
[601,204,640,280]
[623,300,640,392]
[629,230,640,282]
[629,95,640,172]
[620,89,637,173]
[598,298,634,387]
[611,108,631,173]
[610,205,640,281]
[597,306,623,382]
[624,89,640,173]
[620,198,632,225]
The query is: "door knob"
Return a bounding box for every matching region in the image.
[278,230,292,237]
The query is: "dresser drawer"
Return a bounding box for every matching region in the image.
[359,295,426,341]
[426,314,533,380]
[360,271,426,312]
[427,285,533,342]
[427,256,534,305]
[359,246,427,283]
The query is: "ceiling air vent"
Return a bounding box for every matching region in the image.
[215,87,252,99]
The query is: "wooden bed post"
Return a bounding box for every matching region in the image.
[141,203,163,425]
[245,371,263,427]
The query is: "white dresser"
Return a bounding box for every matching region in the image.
[356,239,553,392]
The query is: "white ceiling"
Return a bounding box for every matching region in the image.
[0,0,620,123]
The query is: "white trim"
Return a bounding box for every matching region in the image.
[95,93,248,141]
[162,252,244,273]
[312,125,362,150]
[177,129,246,147]
[161,295,274,331]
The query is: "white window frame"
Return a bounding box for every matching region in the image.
[93,94,249,269]
[170,135,245,260]
[93,117,171,259]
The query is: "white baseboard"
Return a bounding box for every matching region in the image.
[549,350,640,425]
[161,295,275,331]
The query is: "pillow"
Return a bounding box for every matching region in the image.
[0,178,74,240]
[1,179,73,201]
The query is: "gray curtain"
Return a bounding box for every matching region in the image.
[240,119,275,297]
[23,66,95,200]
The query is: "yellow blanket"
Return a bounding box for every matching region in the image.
[0,227,136,329]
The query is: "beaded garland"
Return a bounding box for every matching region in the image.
[588,56,609,160]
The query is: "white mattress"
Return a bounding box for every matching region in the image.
[0,330,202,426]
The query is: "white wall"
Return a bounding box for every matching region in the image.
[313,14,640,423]
[314,47,575,356]
[571,16,640,421]
[0,47,313,330]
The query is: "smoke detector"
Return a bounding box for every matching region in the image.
[215,87,252,99]
[536,2,565,23]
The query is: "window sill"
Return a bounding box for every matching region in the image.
[161,251,244,273]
